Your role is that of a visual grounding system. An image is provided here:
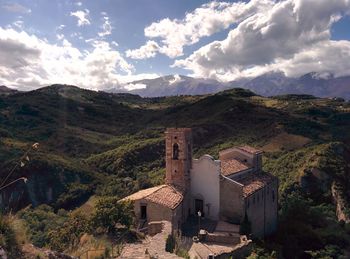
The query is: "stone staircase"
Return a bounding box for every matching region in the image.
[117,222,181,259]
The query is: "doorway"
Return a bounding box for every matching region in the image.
[194,199,204,217]
[140,205,147,219]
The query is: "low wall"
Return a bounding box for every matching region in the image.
[205,233,240,245]
[215,239,253,259]
[148,221,164,236]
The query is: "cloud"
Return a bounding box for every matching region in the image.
[0,27,153,91]
[169,74,183,85]
[70,9,91,26]
[123,83,147,91]
[98,16,112,37]
[12,20,24,29]
[173,0,350,81]
[128,0,273,58]
[57,24,65,30]
[2,3,31,14]
[126,40,160,59]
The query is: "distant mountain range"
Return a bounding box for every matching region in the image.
[116,72,350,100]
[2,72,350,99]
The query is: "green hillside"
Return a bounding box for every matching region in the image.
[1,85,350,258]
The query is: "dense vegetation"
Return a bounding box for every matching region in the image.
[0,85,350,257]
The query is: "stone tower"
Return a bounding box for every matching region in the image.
[165,128,192,191]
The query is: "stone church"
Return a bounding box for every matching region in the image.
[122,128,278,238]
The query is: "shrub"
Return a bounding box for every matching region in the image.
[0,215,21,258]
[165,234,176,253]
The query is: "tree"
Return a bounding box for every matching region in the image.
[90,198,134,233]
[48,211,89,251]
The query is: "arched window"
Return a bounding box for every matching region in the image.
[173,143,179,160]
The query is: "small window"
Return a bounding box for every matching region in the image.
[247,199,250,208]
[272,190,275,202]
[173,143,179,160]
[253,196,255,204]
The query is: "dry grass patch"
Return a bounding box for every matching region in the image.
[262,132,311,152]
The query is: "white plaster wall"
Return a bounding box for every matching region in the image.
[190,155,221,220]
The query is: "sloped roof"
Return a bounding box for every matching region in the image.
[237,173,275,197]
[145,185,183,210]
[221,159,251,176]
[237,145,263,154]
[120,185,164,201]
[121,185,183,210]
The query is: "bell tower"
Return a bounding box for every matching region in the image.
[165,128,192,191]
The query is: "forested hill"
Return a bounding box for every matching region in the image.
[1,84,350,257]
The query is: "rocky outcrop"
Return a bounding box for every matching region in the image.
[331,182,350,223]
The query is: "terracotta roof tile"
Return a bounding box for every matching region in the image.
[238,173,275,197]
[221,159,250,176]
[237,146,263,154]
[121,185,183,210]
[145,185,183,210]
[120,185,165,201]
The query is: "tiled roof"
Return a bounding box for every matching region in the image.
[221,159,250,176]
[121,185,183,210]
[237,145,263,154]
[120,185,165,201]
[145,185,183,210]
[238,173,275,197]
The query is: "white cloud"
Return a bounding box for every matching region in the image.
[70,9,90,27]
[173,0,350,81]
[123,83,147,91]
[0,27,159,91]
[12,20,24,29]
[98,16,112,37]
[126,40,160,59]
[57,24,65,30]
[169,74,183,85]
[118,73,160,84]
[2,3,31,14]
[129,0,274,58]
[76,2,83,6]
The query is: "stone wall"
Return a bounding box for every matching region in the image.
[133,199,184,232]
[219,177,244,223]
[165,128,192,191]
[215,239,253,259]
[245,179,278,237]
[205,233,241,244]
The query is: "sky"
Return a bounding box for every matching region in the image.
[0,0,350,91]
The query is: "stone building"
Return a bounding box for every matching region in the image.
[122,128,278,238]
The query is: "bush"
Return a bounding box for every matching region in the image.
[0,215,21,258]
[165,234,176,253]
